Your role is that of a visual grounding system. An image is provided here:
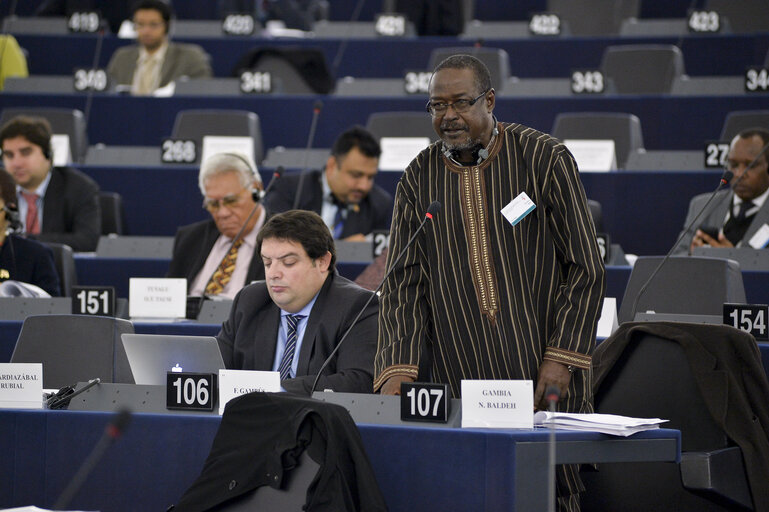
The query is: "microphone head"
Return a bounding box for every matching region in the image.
[721,169,734,185]
[274,166,284,178]
[426,201,442,219]
[545,385,560,403]
[313,100,323,113]
[107,408,132,439]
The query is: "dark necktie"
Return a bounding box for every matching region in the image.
[278,314,304,380]
[735,201,754,221]
[723,200,756,245]
[331,195,346,239]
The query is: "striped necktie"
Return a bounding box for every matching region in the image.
[205,238,244,296]
[278,314,304,380]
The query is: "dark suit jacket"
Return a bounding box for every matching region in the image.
[594,322,769,511]
[30,166,100,252]
[673,189,769,255]
[217,271,377,394]
[0,234,61,296]
[263,169,393,238]
[107,42,213,88]
[167,218,265,291]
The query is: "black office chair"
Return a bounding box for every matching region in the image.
[427,46,510,92]
[231,46,335,94]
[601,44,685,94]
[365,111,438,143]
[42,242,77,297]
[10,314,135,389]
[547,0,640,36]
[719,110,769,143]
[99,191,125,235]
[551,112,644,169]
[617,256,745,324]
[0,107,88,163]
[171,109,264,165]
[705,0,769,33]
[587,199,603,233]
[584,323,767,511]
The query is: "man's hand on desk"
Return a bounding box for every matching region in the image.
[534,360,571,411]
[690,229,734,251]
[379,375,415,395]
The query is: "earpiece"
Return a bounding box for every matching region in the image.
[222,152,261,202]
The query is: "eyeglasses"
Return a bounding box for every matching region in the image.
[425,89,490,117]
[724,158,767,175]
[202,188,247,212]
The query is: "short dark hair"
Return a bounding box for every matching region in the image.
[432,54,492,96]
[257,210,336,270]
[736,127,769,165]
[131,0,172,32]
[331,125,381,162]
[0,115,52,160]
[0,167,17,207]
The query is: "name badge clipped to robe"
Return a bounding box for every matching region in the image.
[501,192,536,227]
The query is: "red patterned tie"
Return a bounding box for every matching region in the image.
[21,191,40,235]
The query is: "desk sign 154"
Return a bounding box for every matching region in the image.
[723,303,769,341]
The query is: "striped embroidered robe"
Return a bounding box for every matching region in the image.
[375,122,606,411]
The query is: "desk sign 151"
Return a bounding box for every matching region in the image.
[723,303,768,341]
[400,382,449,423]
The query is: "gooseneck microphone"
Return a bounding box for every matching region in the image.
[545,385,560,512]
[53,408,132,511]
[199,167,283,299]
[628,169,733,321]
[292,100,324,210]
[309,201,442,394]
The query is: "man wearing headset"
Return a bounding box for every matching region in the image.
[0,167,60,296]
[168,152,267,299]
[106,0,212,95]
[0,115,101,252]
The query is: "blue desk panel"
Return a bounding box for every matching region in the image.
[73,255,367,297]
[13,32,769,79]
[0,408,680,512]
[3,93,768,152]
[81,164,722,255]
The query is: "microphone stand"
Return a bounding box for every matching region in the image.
[292,101,323,209]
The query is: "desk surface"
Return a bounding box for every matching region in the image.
[0,407,680,512]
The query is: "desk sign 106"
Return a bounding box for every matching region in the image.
[167,372,217,411]
[723,303,769,341]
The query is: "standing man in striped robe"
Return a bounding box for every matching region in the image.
[374,54,606,510]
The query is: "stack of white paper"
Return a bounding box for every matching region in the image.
[533,411,668,437]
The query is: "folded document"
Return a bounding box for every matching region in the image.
[534,411,668,437]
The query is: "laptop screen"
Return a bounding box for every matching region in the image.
[120,333,226,385]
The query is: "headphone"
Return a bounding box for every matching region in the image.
[2,203,22,233]
[442,121,499,164]
[222,152,261,202]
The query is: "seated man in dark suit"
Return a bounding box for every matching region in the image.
[0,115,101,252]
[0,167,60,296]
[168,152,266,299]
[263,126,393,241]
[217,210,377,394]
[674,128,769,255]
[106,0,212,95]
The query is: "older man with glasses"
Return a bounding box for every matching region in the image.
[167,152,267,299]
[675,127,769,255]
[374,54,605,511]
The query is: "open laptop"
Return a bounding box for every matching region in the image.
[120,333,226,385]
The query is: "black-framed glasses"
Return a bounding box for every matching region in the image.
[202,188,247,212]
[425,89,490,116]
